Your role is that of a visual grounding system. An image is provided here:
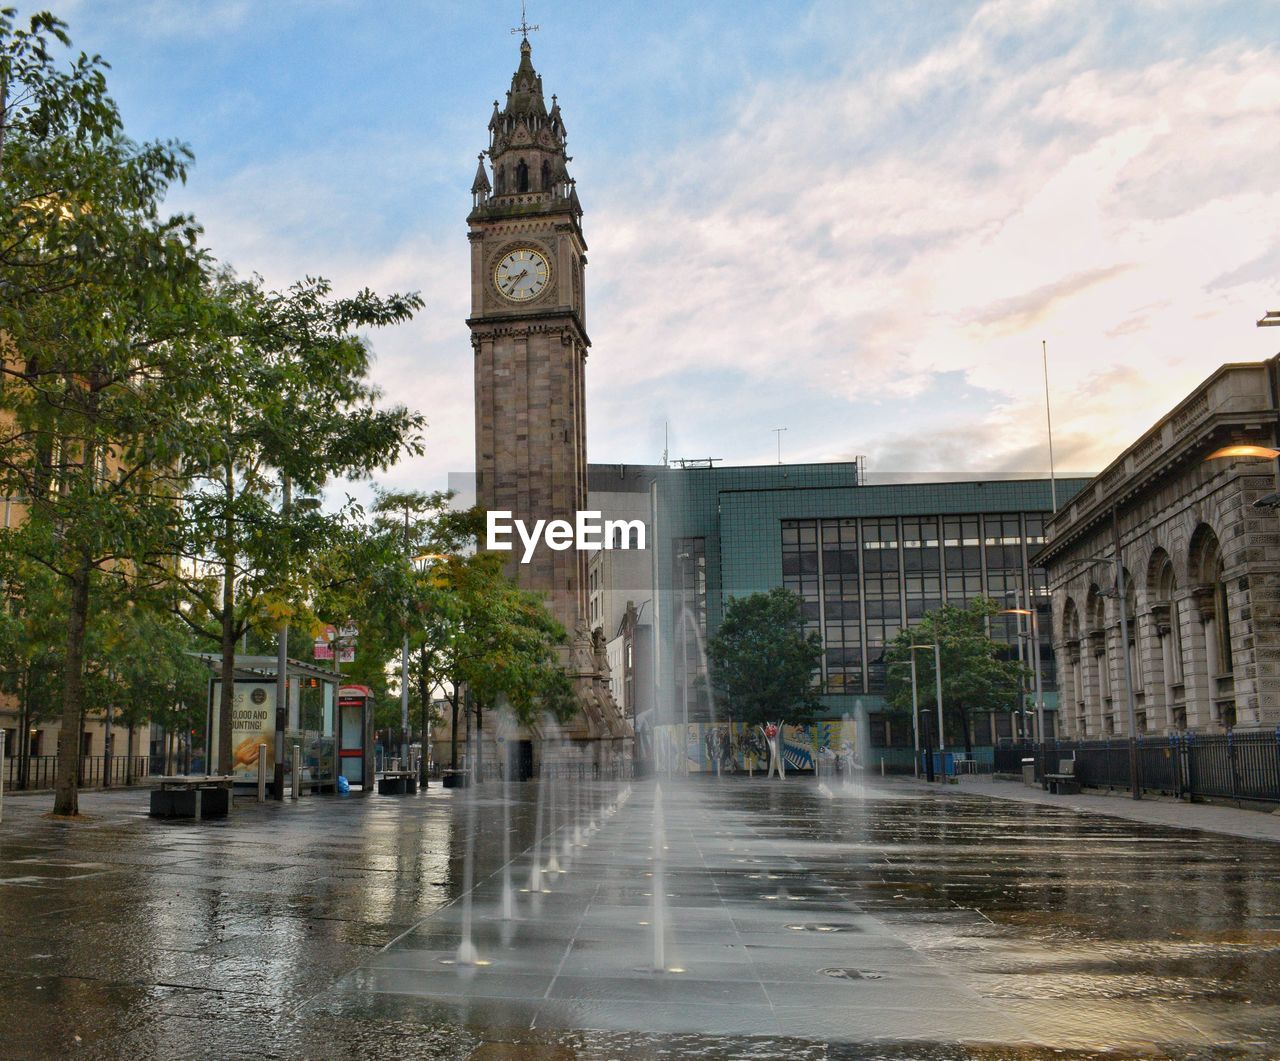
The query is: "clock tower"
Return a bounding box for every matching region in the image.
[469,32,626,753]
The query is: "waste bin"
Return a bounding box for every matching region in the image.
[1021,757,1036,787]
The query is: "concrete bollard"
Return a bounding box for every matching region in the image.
[291,744,301,801]
[881,757,886,776]
[257,744,267,802]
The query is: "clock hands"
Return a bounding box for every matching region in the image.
[502,267,530,295]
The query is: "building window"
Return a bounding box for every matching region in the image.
[902,516,941,620]
[942,516,983,603]
[673,537,708,722]
[784,518,861,694]
[862,518,901,693]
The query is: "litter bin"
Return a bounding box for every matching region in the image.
[1021,757,1036,787]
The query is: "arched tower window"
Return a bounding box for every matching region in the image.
[541,159,553,191]
[495,165,506,195]
[516,159,530,193]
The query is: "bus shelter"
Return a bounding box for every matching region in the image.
[197,654,342,793]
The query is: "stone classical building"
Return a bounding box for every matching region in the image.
[1039,357,1280,737]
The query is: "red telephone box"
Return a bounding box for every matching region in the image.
[337,685,374,790]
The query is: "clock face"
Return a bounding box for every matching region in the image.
[494,247,551,302]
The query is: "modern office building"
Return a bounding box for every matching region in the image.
[587,461,1091,761]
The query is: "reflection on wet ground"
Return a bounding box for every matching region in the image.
[1,776,1278,1058]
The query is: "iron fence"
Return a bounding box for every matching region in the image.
[427,760,636,783]
[993,730,1280,805]
[3,754,150,791]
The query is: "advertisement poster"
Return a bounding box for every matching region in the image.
[650,720,857,774]
[211,679,276,782]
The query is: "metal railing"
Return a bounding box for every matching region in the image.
[993,730,1280,805]
[429,759,636,783]
[3,755,151,791]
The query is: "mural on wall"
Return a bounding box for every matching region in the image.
[650,720,857,774]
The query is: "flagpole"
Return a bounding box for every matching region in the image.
[1042,339,1057,512]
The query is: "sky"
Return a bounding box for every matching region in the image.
[20,0,1280,496]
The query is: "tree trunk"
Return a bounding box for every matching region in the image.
[126,722,135,784]
[417,646,431,782]
[52,552,92,816]
[960,704,973,756]
[476,699,484,784]
[449,688,460,770]
[18,670,29,790]
[216,470,236,774]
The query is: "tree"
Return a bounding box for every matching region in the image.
[315,497,574,778]
[707,587,824,733]
[1,11,210,815]
[167,273,424,775]
[883,598,1026,755]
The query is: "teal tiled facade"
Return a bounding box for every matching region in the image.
[647,463,1091,731]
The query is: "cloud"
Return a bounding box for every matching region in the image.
[114,0,1280,496]
[582,2,1280,478]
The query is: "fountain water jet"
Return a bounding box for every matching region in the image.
[501,747,515,920]
[456,772,482,965]
[545,740,562,875]
[526,737,547,893]
[651,783,667,972]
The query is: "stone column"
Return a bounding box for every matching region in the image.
[1181,587,1214,730]
[1084,630,1106,737]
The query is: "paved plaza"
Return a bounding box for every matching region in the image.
[2,776,1279,1058]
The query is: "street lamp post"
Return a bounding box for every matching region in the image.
[909,652,920,778]
[1000,602,1045,745]
[933,640,944,753]
[410,553,448,784]
[274,476,292,801]
[400,503,411,773]
[274,484,321,801]
[908,642,943,779]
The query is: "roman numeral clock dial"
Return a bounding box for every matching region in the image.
[494,247,550,302]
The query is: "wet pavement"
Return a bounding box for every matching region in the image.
[1,775,1279,1058]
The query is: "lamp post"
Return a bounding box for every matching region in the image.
[410,553,447,782]
[274,485,321,801]
[908,642,943,779]
[1000,604,1045,745]
[909,652,920,777]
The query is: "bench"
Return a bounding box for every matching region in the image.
[149,775,236,820]
[1043,758,1080,795]
[377,770,418,795]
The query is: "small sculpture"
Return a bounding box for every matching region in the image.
[762,722,785,779]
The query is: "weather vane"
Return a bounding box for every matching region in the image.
[511,1,539,39]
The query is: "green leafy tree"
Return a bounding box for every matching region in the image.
[0,546,63,780]
[883,597,1026,755]
[0,10,209,815]
[316,498,573,776]
[167,273,424,774]
[707,587,824,732]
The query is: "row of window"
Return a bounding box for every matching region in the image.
[782,514,1053,695]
